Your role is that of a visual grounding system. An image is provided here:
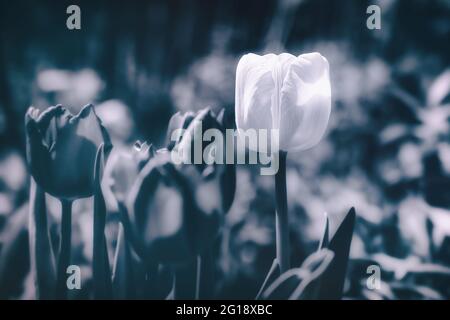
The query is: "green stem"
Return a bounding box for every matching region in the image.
[174,259,198,299]
[275,151,289,272]
[197,249,215,299]
[29,179,55,299]
[55,199,72,299]
[195,255,201,300]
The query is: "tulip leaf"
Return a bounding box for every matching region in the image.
[289,249,334,300]
[117,201,145,260]
[319,214,329,249]
[316,207,356,299]
[262,269,303,299]
[112,224,135,299]
[142,263,174,299]
[166,111,195,150]
[93,143,113,299]
[255,258,280,300]
[261,249,334,300]
[28,179,56,299]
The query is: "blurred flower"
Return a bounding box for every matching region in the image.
[437,142,450,175]
[96,100,135,143]
[427,69,450,107]
[0,193,13,216]
[378,159,402,185]
[398,143,423,178]
[25,104,112,200]
[37,69,72,92]
[0,151,27,193]
[235,52,331,152]
[170,53,236,113]
[102,141,153,212]
[398,196,430,258]
[36,69,104,110]
[379,124,411,145]
[238,220,272,246]
[70,70,103,105]
[427,205,450,250]
[370,252,450,292]
[415,106,450,142]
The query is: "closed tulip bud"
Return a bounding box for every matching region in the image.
[126,151,221,264]
[235,52,331,152]
[167,107,236,213]
[103,141,154,209]
[25,104,112,200]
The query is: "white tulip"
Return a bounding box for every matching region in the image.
[235,52,331,152]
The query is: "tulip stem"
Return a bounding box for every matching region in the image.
[195,255,201,300]
[197,249,215,299]
[174,259,198,299]
[275,151,290,272]
[55,199,72,299]
[29,179,56,299]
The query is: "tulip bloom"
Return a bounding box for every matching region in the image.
[235,52,331,273]
[127,109,236,298]
[235,52,331,152]
[167,108,236,213]
[25,104,112,200]
[128,107,235,262]
[25,103,112,298]
[126,151,222,264]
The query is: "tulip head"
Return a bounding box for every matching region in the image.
[126,151,222,264]
[25,104,112,200]
[125,108,237,264]
[167,107,236,213]
[235,52,331,152]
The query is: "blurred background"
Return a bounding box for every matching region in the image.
[1,0,450,299]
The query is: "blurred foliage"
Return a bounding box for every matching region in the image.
[1,0,450,299]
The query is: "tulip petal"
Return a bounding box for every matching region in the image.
[235,54,275,133]
[25,119,52,188]
[33,105,67,135]
[295,52,330,84]
[127,154,192,263]
[26,104,112,199]
[282,93,331,152]
[280,53,331,151]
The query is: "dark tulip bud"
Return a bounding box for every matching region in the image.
[126,151,221,264]
[166,107,236,213]
[25,104,112,200]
